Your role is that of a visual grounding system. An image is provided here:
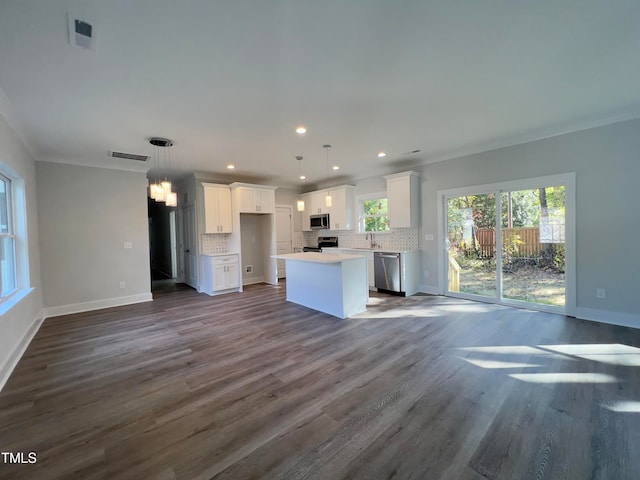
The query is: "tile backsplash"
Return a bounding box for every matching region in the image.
[201,233,231,254]
[297,228,419,251]
[203,228,419,255]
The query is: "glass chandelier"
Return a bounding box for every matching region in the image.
[149,137,177,207]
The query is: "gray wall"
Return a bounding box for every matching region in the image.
[0,112,43,382]
[37,162,151,310]
[418,118,640,319]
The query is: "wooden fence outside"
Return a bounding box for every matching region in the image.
[452,227,548,259]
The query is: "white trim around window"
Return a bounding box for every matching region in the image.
[357,191,390,233]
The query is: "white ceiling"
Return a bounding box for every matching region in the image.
[1,1,639,189]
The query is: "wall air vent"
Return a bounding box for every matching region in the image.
[68,13,95,50]
[111,151,149,162]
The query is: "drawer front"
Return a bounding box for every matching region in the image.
[213,255,238,265]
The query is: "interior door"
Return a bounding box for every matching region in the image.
[182,204,197,288]
[275,206,293,279]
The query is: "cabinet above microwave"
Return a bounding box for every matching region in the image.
[301,185,354,231]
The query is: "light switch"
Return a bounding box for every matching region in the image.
[124,242,133,249]
[425,234,434,241]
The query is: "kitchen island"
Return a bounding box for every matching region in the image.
[273,252,368,319]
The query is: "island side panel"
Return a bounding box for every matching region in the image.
[340,257,369,318]
[284,259,345,318]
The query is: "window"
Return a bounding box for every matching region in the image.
[0,173,16,297]
[359,195,390,232]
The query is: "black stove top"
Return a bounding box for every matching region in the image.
[303,236,338,252]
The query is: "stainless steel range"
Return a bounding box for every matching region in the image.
[302,236,338,252]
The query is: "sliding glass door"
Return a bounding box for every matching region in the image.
[500,187,565,308]
[447,193,497,299]
[443,175,573,313]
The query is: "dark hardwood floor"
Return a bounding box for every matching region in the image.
[2,282,640,479]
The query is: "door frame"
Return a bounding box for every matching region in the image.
[275,204,294,279]
[181,203,198,289]
[437,173,576,316]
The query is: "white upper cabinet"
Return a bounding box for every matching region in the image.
[202,183,233,233]
[300,193,312,231]
[232,183,276,214]
[328,186,354,230]
[309,191,330,215]
[299,185,354,231]
[384,171,420,228]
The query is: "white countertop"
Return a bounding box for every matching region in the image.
[273,252,368,264]
[201,252,239,257]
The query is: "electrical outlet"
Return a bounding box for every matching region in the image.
[596,288,606,299]
[245,265,253,273]
[119,281,126,289]
[425,234,434,241]
[124,241,133,249]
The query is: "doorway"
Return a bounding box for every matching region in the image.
[148,197,179,292]
[440,173,575,314]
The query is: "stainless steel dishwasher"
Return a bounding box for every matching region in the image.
[374,251,403,295]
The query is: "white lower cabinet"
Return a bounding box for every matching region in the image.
[201,254,240,295]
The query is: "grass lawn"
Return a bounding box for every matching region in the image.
[455,260,565,307]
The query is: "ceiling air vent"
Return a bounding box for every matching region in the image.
[111,151,149,162]
[68,14,95,50]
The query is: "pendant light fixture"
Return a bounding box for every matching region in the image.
[323,144,332,207]
[149,141,163,201]
[296,155,305,212]
[149,137,177,207]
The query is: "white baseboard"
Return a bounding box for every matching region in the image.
[0,309,45,392]
[574,307,640,330]
[44,293,153,319]
[242,276,265,286]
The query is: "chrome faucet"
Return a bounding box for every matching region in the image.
[366,233,379,249]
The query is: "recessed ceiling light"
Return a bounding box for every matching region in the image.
[295,126,307,134]
[299,175,306,180]
[332,165,340,170]
[377,152,386,158]
[227,164,235,169]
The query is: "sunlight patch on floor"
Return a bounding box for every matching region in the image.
[357,308,442,319]
[459,345,564,356]
[509,372,618,384]
[603,401,640,413]
[434,304,497,314]
[457,357,543,369]
[540,344,640,366]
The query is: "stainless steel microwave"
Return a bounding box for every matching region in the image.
[310,213,330,230]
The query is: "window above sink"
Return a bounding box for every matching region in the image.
[358,192,389,233]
